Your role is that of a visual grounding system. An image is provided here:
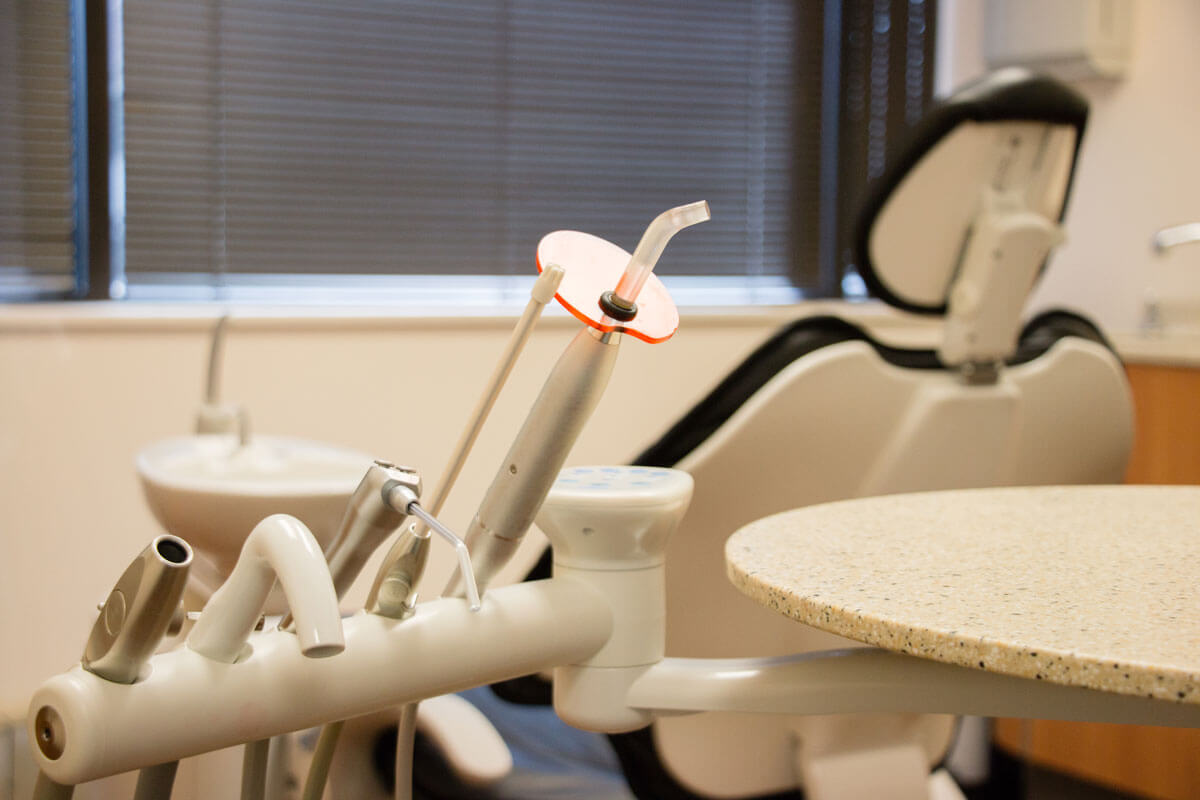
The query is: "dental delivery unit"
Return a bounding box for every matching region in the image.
[25,199,1200,799]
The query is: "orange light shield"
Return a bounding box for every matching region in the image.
[536,231,679,344]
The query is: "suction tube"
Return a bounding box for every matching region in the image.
[188,514,344,663]
[82,536,193,683]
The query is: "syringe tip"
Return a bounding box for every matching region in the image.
[613,201,712,306]
[671,200,711,227]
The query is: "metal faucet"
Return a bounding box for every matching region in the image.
[1152,223,1200,254]
[1142,223,1200,333]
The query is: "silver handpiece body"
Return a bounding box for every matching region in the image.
[278,460,421,630]
[324,461,421,598]
[369,517,429,617]
[82,535,193,684]
[447,327,620,596]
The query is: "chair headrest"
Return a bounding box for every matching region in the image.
[854,68,1088,315]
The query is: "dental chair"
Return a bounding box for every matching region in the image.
[399,68,1134,800]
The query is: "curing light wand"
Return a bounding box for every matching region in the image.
[446,201,710,597]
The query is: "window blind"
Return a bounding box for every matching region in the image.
[0,0,76,297]
[836,0,934,283]
[122,0,817,286]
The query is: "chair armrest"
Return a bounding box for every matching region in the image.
[416,694,513,786]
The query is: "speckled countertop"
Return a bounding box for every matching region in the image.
[726,485,1200,705]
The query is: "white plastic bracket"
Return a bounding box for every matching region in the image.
[938,194,1064,371]
[799,743,929,800]
[625,649,1200,728]
[416,694,513,786]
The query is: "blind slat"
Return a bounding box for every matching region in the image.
[0,0,74,282]
[123,0,802,279]
[120,0,932,287]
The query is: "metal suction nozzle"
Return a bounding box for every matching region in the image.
[325,461,422,599]
[82,536,193,684]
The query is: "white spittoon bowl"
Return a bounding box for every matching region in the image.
[136,434,373,583]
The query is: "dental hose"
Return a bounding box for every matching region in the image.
[32,772,73,800]
[241,738,271,800]
[392,704,419,800]
[300,721,344,800]
[133,761,180,800]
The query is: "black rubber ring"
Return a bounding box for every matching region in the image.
[599,291,638,322]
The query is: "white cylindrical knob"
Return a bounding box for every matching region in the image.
[540,466,693,732]
[536,466,693,571]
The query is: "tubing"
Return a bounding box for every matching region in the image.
[133,761,179,800]
[30,578,610,785]
[611,201,710,306]
[392,703,418,800]
[32,772,73,800]
[240,739,269,800]
[406,500,480,612]
[299,720,344,800]
[205,315,228,405]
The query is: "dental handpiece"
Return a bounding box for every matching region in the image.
[445,326,620,597]
[445,201,711,598]
[322,461,421,600]
[277,461,422,632]
[82,535,193,683]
